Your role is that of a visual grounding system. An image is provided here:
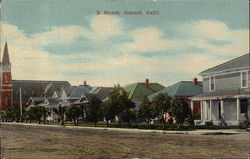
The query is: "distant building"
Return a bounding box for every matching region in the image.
[0,43,71,111]
[191,53,250,126]
[123,79,165,110]
[61,84,92,106]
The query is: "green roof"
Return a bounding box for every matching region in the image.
[148,81,202,99]
[123,83,165,100]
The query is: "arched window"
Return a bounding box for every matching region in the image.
[5,73,9,83]
[5,96,9,106]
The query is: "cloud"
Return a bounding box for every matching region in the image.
[1,18,249,87]
[31,15,124,46]
[1,23,41,48]
[32,26,91,46]
[123,27,176,52]
[90,15,124,40]
[179,20,249,56]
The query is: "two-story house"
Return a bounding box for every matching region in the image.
[191,53,250,126]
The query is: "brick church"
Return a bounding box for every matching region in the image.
[0,43,71,111]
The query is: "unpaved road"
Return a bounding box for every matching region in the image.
[0,124,249,159]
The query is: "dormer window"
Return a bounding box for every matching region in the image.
[209,76,215,91]
[241,72,248,88]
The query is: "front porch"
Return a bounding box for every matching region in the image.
[191,97,250,126]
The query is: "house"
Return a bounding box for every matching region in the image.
[60,83,92,107]
[12,80,71,107]
[27,97,46,107]
[74,86,115,104]
[73,87,114,118]
[148,79,203,116]
[123,79,165,110]
[40,98,60,122]
[191,53,250,126]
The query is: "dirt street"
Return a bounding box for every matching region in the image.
[0,124,249,159]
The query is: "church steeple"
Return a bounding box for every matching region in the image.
[0,42,12,111]
[2,42,10,66]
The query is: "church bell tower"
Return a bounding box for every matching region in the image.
[0,43,12,110]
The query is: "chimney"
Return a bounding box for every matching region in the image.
[84,81,87,86]
[193,78,198,85]
[145,78,149,88]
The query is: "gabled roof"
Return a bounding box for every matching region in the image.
[123,83,165,100]
[87,87,114,101]
[199,53,250,76]
[63,86,77,96]
[12,80,71,103]
[148,81,203,99]
[67,85,92,99]
[28,97,46,105]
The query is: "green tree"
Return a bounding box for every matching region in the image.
[171,98,192,128]
[120,108,136,127]
[53,105,66,125]
[4,107,22,122]
[66,105,82,126]
[29,106,43,124]
[102,102,115,127]
[152,93,172,129]
[138,97,153,128]
[86,97,103,127]
[105,87,135,125]
[42,107,48,124]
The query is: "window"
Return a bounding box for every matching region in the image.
[5,73,9,83]
[240,99,248,114]
[241,72,248,88]
[209,76,215,91]
[5,96,8,105]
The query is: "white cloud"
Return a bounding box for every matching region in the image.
[180,20,249,56]
[30,15,124,46]
[123,27,176,52]
[1,18,249,87]
[32,26,91,46]
[89,15,124,40]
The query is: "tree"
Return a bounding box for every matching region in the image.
[53,104,66,125]
[29,106,43,124]
[102,102,115,127]
[138,97,153,128]
[86,97,103,127]
[120,108,136,127]
[42,107,49,124]
[66,105,82,126]
[105,87,135,125]
[3,107,24,122]
[152,93,172,129]
[171,98,192,128]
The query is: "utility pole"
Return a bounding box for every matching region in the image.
[19,87,22,120]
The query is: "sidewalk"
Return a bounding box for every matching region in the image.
[1,122,248,135]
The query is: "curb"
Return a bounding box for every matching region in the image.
[1,122,247,135]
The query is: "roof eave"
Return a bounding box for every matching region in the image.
[199,67,250,76]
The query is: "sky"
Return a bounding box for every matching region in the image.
[0,0,249,87]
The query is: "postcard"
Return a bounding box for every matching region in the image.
[0,0,249,159]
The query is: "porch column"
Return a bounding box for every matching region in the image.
[236,98,240,121]
[190,101,194,113]
[209,100,212,120]
[220,99,224,119]
[205,101,208,120]
[200,101,203,120]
